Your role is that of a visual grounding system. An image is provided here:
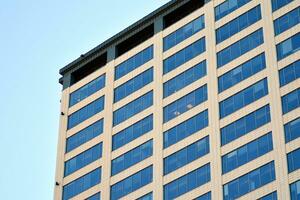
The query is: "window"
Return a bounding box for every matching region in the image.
[281,88,300,114]
[195,192,211,200]
[258,191,277,200]
[114,68,153,102]
[69,74,105,107]
[223,162,275,200]
[66,119,103,153]
[221,105,271,145]
[287,148,300,173]
[271,0,294,11]
[64,143,102,176]
[290,180,300,200]
[215,0,252,21]
[285,117,300,143]
[112,115,153,150]
[220,78,268,118]
[163,15,205,51]
[110,166,153,200]
[274,7,300,35]
[276,32,300,60]
[164,136,209,175]
[217,28,264,68]
[86,193,101,200]
[111,140,153,176]
[163,60,206,98]
[164,163,210,200]
[137,192,153,200]
[68,96,105,130]
[115,46,153,80]
[163,38,206,74]
[164,110,208,148]
[216,5,261,44]
[279,60,300,87]
[218,53,266,92]
[113,91,153,126]
[163,85,207,122]
[63,168,101,200]
[222,132,273,174]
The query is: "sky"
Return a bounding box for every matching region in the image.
[0,1,169,199]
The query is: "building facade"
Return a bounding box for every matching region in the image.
[54,0,300,199]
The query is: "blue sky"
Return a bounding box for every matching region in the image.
[0,1,169,199]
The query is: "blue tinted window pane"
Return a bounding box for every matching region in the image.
[64,143,102,176]
[164,163,210,200]
[69,74,105,107]
[137,192,153,200]
[112,115,153,150]
[221,105,271,145]
[217,29,264,68]
[271,0,294,11]
[258,191,277,200]
[164,110,208,148]
[66,119,103,152]
[290,180,300,200]
[276,32,300,60]
[215,0,252,21]
[274,7,300,35]
[287,148,300,173]
[110,166,153,200]
[195,192,211,200]
[285,117,300,143]
[222,132,273,174]
[163,38,206,74]
[218,53,266,92]
[63,168,101,200]
[68,96,105,130]
[223,162,275,200]
[111,140,153,175]
[164,60,206,98]
[220,78,268,118]
[279,60,300,87]
[164,85,207,122]
[281,88,300,114]
[115,46,153,80]
[86,192,101,200]
[164,136,209,175]
[113,91,153,126]
[164,15,205,51]
[114,68,153,102]
[216,5,261,43]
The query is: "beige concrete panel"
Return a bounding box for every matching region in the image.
[286,138,300,153]
[280,79,300,96]
[176,183,211,200]
[277,51,300,70]
[288,170,300,184]
[70,184,103,200]
[272,0,300,19]
[275,24,300,44]
[283,109,300,124]
[120,183,153,200]
[238,182,277,200]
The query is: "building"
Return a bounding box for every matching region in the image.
[54,0,300,199]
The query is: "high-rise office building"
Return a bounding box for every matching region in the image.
[54,0,300,199]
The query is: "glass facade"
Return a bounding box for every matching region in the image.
[68,96,105,130]
[274,7,300,35]
[114,67,153,102]
[113,91,153,126]
[163,110,208,148]
[276,32,300,60]
[222,132,273,174]
[281,88,300,114]
[164,136,209,175]
[163,60,206,98]
[115,46,153,80]
[195,192,211,200]
[86,193,101,200]
[215,0,252,21]
[217,28,263,68]
[221,105,271,145]
[69,74,105,107]
[112,115,153,150]
[163,85,207,122]
[137,192,153,200]
[111,140,153,175]
[290,180,300,200]
[223,162,276,200]
[110,166,153,200]
[216,5,261,44]
[285,117,300,143]
[271,0,294,11]
[218,53,266,93]
[279,60,300,87]
[287,148,300,173]
[163,38,206,74]
[164,15,205,51]
[259,191,277,200]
